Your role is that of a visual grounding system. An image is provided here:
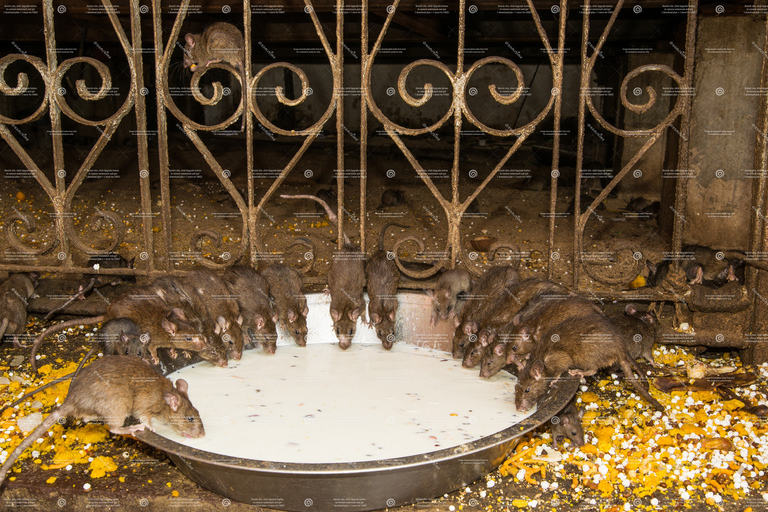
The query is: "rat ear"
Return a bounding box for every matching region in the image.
[161,318,177,335]
[560,415,571,427]
[625,304,637,316]
[506,349,517,365]
[330,308,341,321]
[254,314,265,330]
[463,322,472,335]
[170,308,187,321]
[272,313,279,324]
[236,314,244,326]
[443,289,451,298]
[217,316,229,331]
[214,323,222,335]
[120,332,129,344]
[530,360,544,381]
[493,343,505,356]
[164,392,181,412]
[646,260,657,273]
[371,313,381,325]
[302,305,309,317]
[349,308,361,322]
[174,379,189,395]
[287,308,298,323]
[184,33,195,46]
[519,326,530,341]
[578,407,584,419]
[387,310,396,322]
[512,313,522,326]
[127,257,136,269]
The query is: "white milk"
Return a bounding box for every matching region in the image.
[155,344,533,463]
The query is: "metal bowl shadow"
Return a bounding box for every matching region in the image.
[136,292,579,512]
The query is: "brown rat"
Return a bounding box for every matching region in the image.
[30,286,222,371]
[97,317,145,356]
[452,265,519,358]
[0,273,37,348]
[428,269,471,327]
[366,223,409,350]
[478,336,521,378]
[223,265,278,354]
[610,304,657,366]
[0,355,205,487]
[514,313,664,413]
[183,22,246,131]
[549,399,584,449]
[150,274,241,361]
[280,193,366,350]
[376,189,406,210]
[260,263,309,347]
[461,339,488,368]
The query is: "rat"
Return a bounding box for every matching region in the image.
[150,273,242,361]
[428,269,471,327]
[509,293,603,346]
[280,194,366,350]
[182,270,244,360]
[451,265,519,358]
[366,223,409,350]
[514,313,664,413]
[610,304,657,366]
[478,338,520,378]
[97,317,145,356]
[0,355,205,487]
[30,286,223,371]
[376,189,407,210]
[462,339,488,369]
[44,253,135,320]
[224,265,279,354]
[549,399,585,449]
[183,22,246,131]
[260,263,309,347]
[0,273,38,348]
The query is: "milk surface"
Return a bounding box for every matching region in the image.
[156,344,533,463]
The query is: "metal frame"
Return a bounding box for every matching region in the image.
[1,0,765,315]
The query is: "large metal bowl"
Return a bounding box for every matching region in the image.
[136,292,579,512]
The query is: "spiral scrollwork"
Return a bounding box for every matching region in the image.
[391,235,444,280]
[191,229,224,269]
[5,212,59,255]
[249,62,332,136]
[51,57,131,126]
[0,54,50,125]
[586,64,684,138]
[285,237,316,275]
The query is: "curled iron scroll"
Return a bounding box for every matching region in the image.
[5,212,59,255]
[249,62,332,137]
[286,237,316,275]
[391,235,444,280]
[52,57,130,126]
[191,230,224,269]
[0,54,50,125]
[487,241,522,269]
[580,241,645,286]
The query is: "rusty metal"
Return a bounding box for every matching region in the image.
[572,0,695,291]
[362,0,566,279]
[0,0,153,277]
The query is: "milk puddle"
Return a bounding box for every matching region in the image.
[154,344,532,463]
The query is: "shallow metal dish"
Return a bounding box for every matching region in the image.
[136,292,579,512]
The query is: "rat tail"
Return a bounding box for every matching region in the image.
[280,194,350,244]
[0,407,67,488]
[30,316,105,372]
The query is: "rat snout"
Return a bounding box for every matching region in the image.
[263,342,276,355]
[338,338,352,350]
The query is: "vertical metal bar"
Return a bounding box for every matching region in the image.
[547,0,566,282]
[448,0,466,268]
[245,0,256,265]
[336,0,345,249]
[360,0,368,250]
[43,0,69,265]
[152,0,177,270]
[749,14,768,336]
[671,0,698,255]
[130,0,153,273]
